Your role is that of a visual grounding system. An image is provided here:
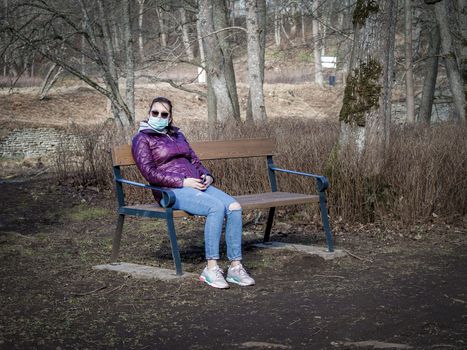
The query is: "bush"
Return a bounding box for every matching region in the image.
[53,119,467,224]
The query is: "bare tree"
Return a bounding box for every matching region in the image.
[339,0,398,174]
[4,0,136,127]
[419,6,440,123]
[137,0,145,60]
[213,0,240,120]
[300,4,306,44]
[198,0,240,123]
[290,3,298,38]
[156,6,168,47]
[122,0,135,119]
[274,0,282,47]
[432,0,465,120]
[312,0,323,87]
[180,7,195,61]
[245,0,267,122]
[39,63,63,100]
[405,0,415,123]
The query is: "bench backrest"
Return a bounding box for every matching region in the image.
[111,138,276,166]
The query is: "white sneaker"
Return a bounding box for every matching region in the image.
[199,266,229,289]
[226,263,255,286]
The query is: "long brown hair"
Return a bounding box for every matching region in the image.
[148,96,176,134]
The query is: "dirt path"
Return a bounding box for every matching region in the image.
[1,178,466,349]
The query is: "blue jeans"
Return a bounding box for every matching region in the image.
[170,186,242,261]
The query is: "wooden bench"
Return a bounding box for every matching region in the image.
[111,138,334,275]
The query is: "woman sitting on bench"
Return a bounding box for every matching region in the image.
[132,96,255,289]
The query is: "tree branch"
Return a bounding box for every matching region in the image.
[138,74,207,97]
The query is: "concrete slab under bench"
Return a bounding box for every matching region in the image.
[93,262,196,280]
[253,242,346,260]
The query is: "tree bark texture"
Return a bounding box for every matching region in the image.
[338,0,398,174]
[196,14,205,64]
[290,5,297,38]
[198,0,239,123]
[301,6,306,44]
[434,0,466,120]
[137,0,145,60]
[96,0,132,126]
[312,0,323,87]
[39,63,63,100]
[419,21,440,123]
[457,0,467,115]
[245,0,267,122]
[156,7,167,47]
[274,1,281,47]
[180,7,194,61]
[122,0,135,121]
[405,0,415,123]
[212,0,240,121]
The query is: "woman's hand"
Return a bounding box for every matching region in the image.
[202,175,213,187]
[183,177,207,190]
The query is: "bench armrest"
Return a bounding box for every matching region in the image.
[115,178,176,208]
[268,166,329,191]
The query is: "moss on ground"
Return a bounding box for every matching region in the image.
[64,205,111,222]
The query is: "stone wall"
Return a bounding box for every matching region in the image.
[0,127,79,159]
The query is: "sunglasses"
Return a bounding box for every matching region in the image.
[151,110,169,118]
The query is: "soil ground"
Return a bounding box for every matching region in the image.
[1,177,466,350]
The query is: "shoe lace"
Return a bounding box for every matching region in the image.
[213,267,224,279]
[233,264,248,276]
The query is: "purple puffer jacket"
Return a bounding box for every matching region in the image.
[132,127,210,198]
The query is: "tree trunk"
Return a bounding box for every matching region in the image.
[198,0,238,123]
[338,0,398,174]
[97,0,118,82]
[434,0,465,120]
[122,0,135,121]
[245,0,267,122]
[156,7,167,47]
[137,0,145,60]
[180,7,194,61]
[321,25,327,56]
[419,22,440,123]
[3,0,8,77]
[39,63,63,100]
[456,0,467,117]
[96,0,131,126]
[312,0,323,87]
[412,5,423,61]
[301,6,306,44]
[290,5,297,38]
[405,0,415,123]
[212,0,240,121]
[274,2,281,47]
[30,53,35,77]
[80,19,86,75]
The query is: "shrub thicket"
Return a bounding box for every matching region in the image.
[54,119,467,224]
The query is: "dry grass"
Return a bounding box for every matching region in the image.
[52,119,467,224]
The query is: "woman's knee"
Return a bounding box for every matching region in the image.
[228,202,242,212]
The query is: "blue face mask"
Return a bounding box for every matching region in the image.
[148,116,169,131]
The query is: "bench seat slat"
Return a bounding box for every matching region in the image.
[121,192,318,217]
[235,192,319,210]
